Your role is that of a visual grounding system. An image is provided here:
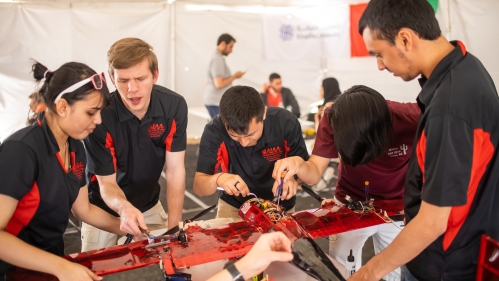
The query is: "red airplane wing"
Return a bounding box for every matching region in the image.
[7,199,403,280]
[6,221,261,281]
[290,199,404,239]
[169,221,261,269]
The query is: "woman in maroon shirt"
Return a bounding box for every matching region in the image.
[273,85,420,281]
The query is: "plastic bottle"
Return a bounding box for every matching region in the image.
[345,249,356,278]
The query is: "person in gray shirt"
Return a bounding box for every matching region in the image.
[204,33,245,118]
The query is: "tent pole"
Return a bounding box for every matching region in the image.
[446,0,451,39]
[170,1,176,91]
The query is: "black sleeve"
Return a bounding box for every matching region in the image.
[285,89,301,118]
[0,141,38,200]
[284,115,309,161]
[84,123,116,176]
[196,124,227,175]
[167,98,188,152]
[260,93,268,106]
[421,114,473,206]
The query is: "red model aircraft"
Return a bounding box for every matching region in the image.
[6,193,404,281]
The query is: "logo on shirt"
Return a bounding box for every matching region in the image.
[148,124,165,138]
[262,146,283,162]
[72,162,84,180]
[387,144,409,157]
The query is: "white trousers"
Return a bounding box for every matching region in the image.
[81,201,168,252]
[329,197,403,281]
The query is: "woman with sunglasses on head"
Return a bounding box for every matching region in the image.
[0,61,129,281]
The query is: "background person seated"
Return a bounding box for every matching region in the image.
[260,73,300,118]
[314,77,341,131]
[26,91,46,125]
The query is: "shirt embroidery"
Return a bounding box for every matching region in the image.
[262,146,283,162]
[387,144,408,157]
[72,162,85,180]
[148,124,165,138]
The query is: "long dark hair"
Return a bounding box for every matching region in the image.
[32,61,110,112]
[329,85,393,167]
[322,77,341,105]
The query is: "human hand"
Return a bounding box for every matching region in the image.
[119,202,149,236]
[56,261,102,281]
[321,198,335,208]
[217,173,250,197]
[347,264,379,281]
[261,83,269,93]
[272,176,299,200]
[234,71,245,79]
[272,156,305,186]
[235,232,294,279]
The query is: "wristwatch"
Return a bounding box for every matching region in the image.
[223,261,244,281]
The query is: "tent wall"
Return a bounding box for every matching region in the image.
[0,2,171,142]
[0,0,498,141]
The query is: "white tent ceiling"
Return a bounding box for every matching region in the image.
[1,0,498,140]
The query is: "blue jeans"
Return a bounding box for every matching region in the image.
[205,105,219,119]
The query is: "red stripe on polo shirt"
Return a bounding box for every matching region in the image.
[416,131,427,184]
[284,140,290,158]
[105,132,117,172]
[70,151,76,168]
[214,142,229,174]
[443,129,494,251]
[165,119,177,152]
[457,41,467,56]
[55,152,68,173]
[6,182,41,236]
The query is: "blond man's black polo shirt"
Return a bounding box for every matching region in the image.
[84,85,187,216]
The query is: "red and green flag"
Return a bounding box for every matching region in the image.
[349,0,439,57]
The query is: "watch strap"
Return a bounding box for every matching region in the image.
[224,261,244,281]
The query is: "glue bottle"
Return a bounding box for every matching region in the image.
[345,249,356,278]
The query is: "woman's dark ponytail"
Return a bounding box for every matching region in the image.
[31,60,51,105]
[32,61,50,81]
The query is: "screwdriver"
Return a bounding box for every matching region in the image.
[276,172,286,206]
[365,181,369,203]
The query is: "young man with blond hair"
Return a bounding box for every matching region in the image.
[82,37,187,251]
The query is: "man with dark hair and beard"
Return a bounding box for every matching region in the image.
[204,33,246,119]
[260,73,300,118]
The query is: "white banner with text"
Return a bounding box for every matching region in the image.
[263,4,350,61]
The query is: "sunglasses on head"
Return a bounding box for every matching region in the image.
[54,72,107,104]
